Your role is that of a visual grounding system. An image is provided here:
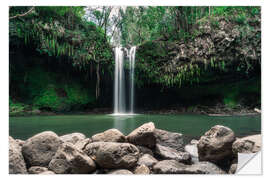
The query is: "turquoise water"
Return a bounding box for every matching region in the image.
[9,114,261,140]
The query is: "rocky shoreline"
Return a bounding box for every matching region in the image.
[9,122,261,174]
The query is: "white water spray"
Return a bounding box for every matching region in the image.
[113,46,136,115]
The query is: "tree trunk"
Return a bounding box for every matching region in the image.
[96,61,100,99]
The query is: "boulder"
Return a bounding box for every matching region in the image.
[229,163,237,174]
[137,154,158,167]
[232,134,261,154]
[60,133,86,144]
[22,131,62,167]
[15,139,25,148]
[74,138,92,151]
[108,169,133,174]
[155,144,191,164]
[28,166,54,174]
[134,164,151,174]
[9,136,27,174]
[92,129,126,142]
[184,139,199,163]
[197,125,235,163]
[137,145,154,157]
[48,142,96,174]
[153,160,225,174]
[127,122,156,148]
[154,129,185,151]
[84,142,140,169]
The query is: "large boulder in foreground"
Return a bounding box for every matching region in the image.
[134,164,151,174]
[155,144,191,164]
[154,129,185,151]
[48,143,96,174]
[22,131,62,167]
[197,125,235,163]
[137,154,158,168]
[127,122,156,148]
[60,133,86,144]
[92,129,126,142]
[9,136,27,174]
[232,134,261,154]
[108,169,133,174]
[84,142,140,169]
[153,160,225,174]
[74,138,92,151]
[185,139,199,163]
[28,166,55,174]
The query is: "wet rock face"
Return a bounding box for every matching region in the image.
[197,125,235,163]
[153,160,225,174]
[60,133,86,144]
[127,122,156,148]
[155,144,191,164]
[92,129,126,142]
[22,131,62,167]
[154,129,185,151]
[48,143,96,174]
[9,136,28,174]
[232,134,261,154]
[84,142,140,169]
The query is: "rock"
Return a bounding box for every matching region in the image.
[9,136,28,174]
[108,169,133,174]
[197,125,235,163]
[127,122,156,148]
[155,144,191,164]
[48,142,96,174]
[28,166,54,174]
[137,154,158,167]
[154,129,185,151]
[137,145,154,157]
[134,164,150,174]
[15,139,25,148]
[229,163,237,174]
[84,142,140,169]
[22,131,62,167]
[185,139,199,163]
[153,160,225,174]
[232,134,261,154]
[60,133,86,144]
[92,129,126,142]
[74,138,92,151]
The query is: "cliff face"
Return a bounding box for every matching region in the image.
[136,15,261,87]
[135,15,261,109]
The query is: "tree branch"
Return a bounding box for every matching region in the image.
[9,7,35,20]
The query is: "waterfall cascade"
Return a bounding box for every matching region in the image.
[113,46,136,115]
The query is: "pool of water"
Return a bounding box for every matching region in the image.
[9,114,261,141]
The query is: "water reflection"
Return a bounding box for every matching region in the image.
[113,115,136,135]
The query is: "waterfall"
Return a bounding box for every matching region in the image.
[129,46,136,113]
[113,46,136,115]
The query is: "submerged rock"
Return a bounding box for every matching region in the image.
[232,134,261,154]
[153,160,225,174]
[155,144,191,164]
[154,128,185,151]
[137,154,158,168]
[9,136,27,174]
[108,169,133,174]
[60,132,86,144]
[22,131,62,167]
[84,142,140,169]
[134,164,151,174]
[92,128,126,142]
[48,142,96,174]
[127,122,156,148]
[197,125,235,163]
